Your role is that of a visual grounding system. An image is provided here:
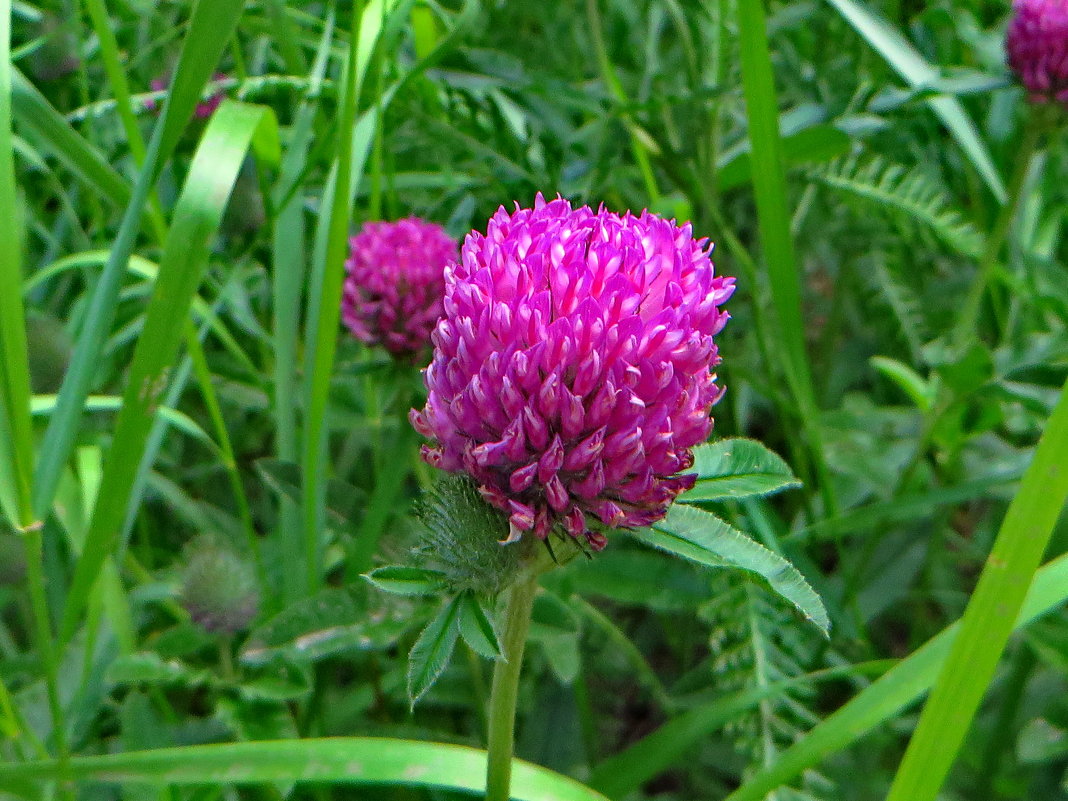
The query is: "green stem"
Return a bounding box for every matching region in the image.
[955,112,1047,346]
[22,526,68,761]
[484,570,539,801]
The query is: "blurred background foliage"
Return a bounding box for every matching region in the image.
[1,0,1067,799]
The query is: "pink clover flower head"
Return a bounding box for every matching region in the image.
[342,217,456,359]
[145,72,228,119]
[410,194,735,551]
[1007,0,1068,105]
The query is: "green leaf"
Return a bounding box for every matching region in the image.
[0,738,610,801]
[106,653,215,690]
[812,157,984,258]
[870,356,935,412]
[364,566,448,596]
[408,595,462,706]
[682,438,801,502]
[33,0,249,538]
[530,591,580,636]
[527,590,582,683]
[823,0,1006,202]
[239,661,313,703]
[886,377,1068,801]
[58,101,279,642]
[457,591,503,659]
[633,505,830,634]
[241,586,414,667]
[724,551,1068,801]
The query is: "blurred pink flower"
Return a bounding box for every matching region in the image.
[145,72,228,119]
[342,217,456,360]
[1007,0,1068,104]
[410,195,734,550]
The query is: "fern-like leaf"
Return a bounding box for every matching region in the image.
[701,575,833,800]
[862,256,929,364]
[812,158,983,258]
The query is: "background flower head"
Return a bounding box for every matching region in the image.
[146,72,228,119]
[1007,0,1068,105]
[411,195,734,550]
[342,217,456,360]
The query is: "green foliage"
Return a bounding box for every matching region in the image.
[816,157,984,257]
[3,0,1068,799]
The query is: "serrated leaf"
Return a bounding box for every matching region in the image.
[240,586,414,667]
[107,653,216,689]
[364,565,448,596]
[408,596,463,707]
[457,591,502,659]
[682,439,801,502]
[633,505,829,634]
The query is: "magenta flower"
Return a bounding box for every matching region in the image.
[342,217,456,359]
[146,72,228,119]
[410,195,734,550]
[1007,0,1068,105]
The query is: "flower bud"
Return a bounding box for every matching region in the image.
[179,537,259,635]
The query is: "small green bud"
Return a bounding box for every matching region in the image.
[179,537,259,635]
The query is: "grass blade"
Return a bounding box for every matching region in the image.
[0,0,68,758]
[885,377,1068,801]
[735,0,833,512]
[33,0,248,523]
[59,100,280,641]
[273,6,334,606]
[300,0,400,595]
[724,550,1068,800]
[0,2,33,525]
[10,67,131,208]
[0,737,610,801]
